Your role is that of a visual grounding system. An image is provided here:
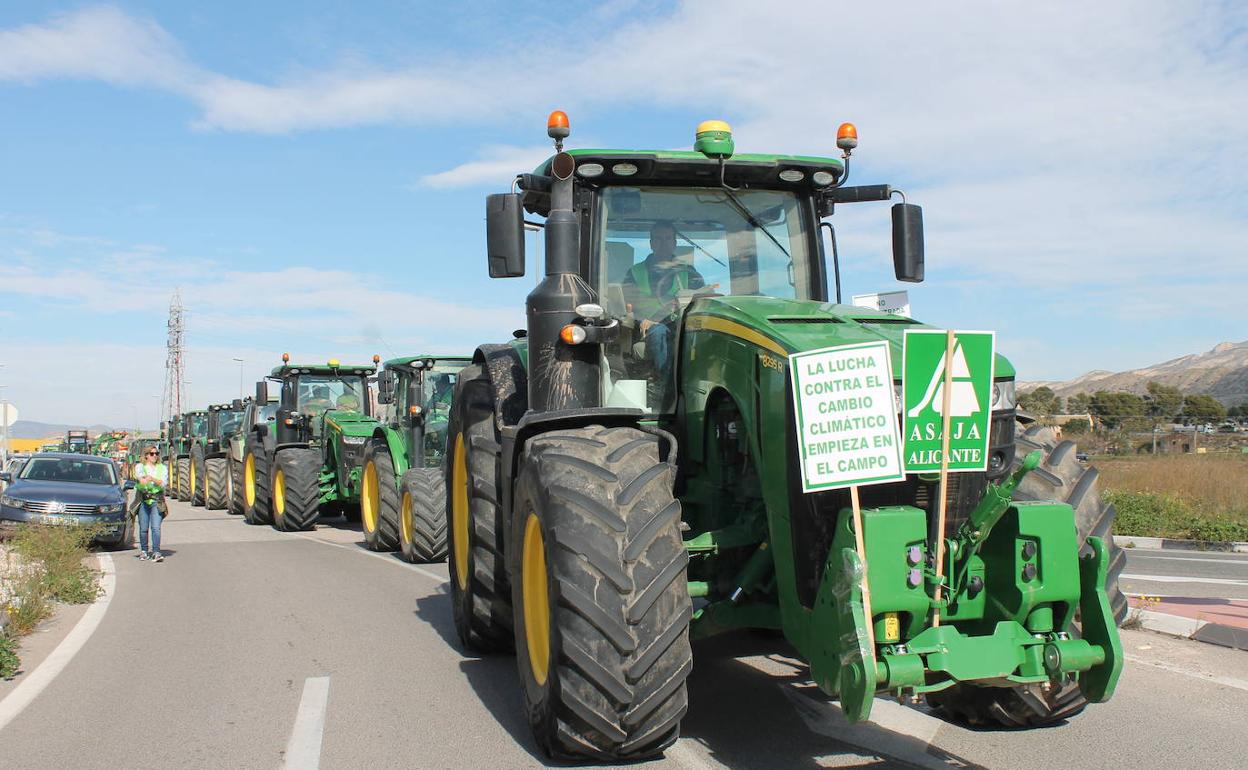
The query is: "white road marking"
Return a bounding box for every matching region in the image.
[292,532,446,583]
[282,676,331,770]
[1129,553,1248,566]
[1124,654,1248,693]
[1120,573,1248,586]
[0,554,116,733]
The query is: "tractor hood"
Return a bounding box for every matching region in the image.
[323,410,379,437]
[685,296,1016,380]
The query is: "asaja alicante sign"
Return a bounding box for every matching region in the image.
[902,329,995,473]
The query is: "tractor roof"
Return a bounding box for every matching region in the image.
[268,363,376,377]
[533,148,845,183]
[382,354,473,371]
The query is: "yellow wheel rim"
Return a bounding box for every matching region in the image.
[400,490,414,549]
[244,454,256,507]
[522,511,551,687]
[361,460,378,534]
[190,460,197,497]
[451,433,470,591]
[273,466,286,519]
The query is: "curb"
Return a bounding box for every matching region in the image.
[1132,608,1248,652]
[1114,535,1248,554]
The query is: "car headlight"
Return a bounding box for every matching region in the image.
[1,494,24,509]
[341,436,368,445]
[97,503,124,514]
[991,380,1017,411]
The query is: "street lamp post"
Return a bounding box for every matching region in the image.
[232,358,245,400]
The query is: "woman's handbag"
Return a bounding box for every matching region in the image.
[156,492,169,518]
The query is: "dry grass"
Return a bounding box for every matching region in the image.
[1097,454,1248,541]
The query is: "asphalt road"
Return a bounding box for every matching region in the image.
[1120,548,1248,600]
[1,501,1246,769]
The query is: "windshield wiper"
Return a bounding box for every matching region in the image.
[719,188,791,260]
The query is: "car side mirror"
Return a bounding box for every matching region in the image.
[123,479,135,490]
[486,193,525,278]
[0,472,11,483]
[255,381,268,405]
[891,203,925,283]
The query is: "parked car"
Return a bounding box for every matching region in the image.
[0,453,133,549]
[1,455,30,492]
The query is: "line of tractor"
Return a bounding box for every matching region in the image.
[153,113,1125,762]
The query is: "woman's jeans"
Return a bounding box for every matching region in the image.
[137,499,162,553]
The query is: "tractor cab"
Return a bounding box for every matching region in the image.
[376,355,472,467]
[257,355,377,447]
[206,401,245,451]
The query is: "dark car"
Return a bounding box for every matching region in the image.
[0,453,134,549]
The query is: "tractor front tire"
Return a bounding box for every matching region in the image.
[446,363,512,652]
[205,457,228,510]
[175,457,191,502]
[272,448,322,532]
[191,447,206,507]
[400,467,447,563]
[242,436,272,526]
[227,457,244,515]
[928,425,1127,728]
[361,441,400,551]
[512,426,692,761]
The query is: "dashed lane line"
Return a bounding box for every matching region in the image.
[281,676,331,770]
[1120,573,1248,586]
[0,554,116,733]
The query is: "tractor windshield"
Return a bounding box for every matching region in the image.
[596,185,814,412]
[189,413,208,438]
[296,375,368,417]
[217,411,243,440]
[422,365,460,464]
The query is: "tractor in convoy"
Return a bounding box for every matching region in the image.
[445,113,1124,760]
[63,430,90,454]
[191,401,246,509]
[169,410,207,502]
[241,355,380,531]
[359,354,470,561]
[226,396,278,516]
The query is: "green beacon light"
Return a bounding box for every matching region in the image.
[694,119,734,159]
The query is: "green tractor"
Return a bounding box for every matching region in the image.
[169,410,207,503]
[225,397,278,516]
[359,355,470,561]
[445,113,1125,760]
[242,355,380,531]
[64,429,90,454]
[190,401,246,510]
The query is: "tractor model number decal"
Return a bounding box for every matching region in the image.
[759,353,785,372]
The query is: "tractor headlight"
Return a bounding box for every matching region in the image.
[341,436,368,445]
[97,503,124,514]
[991,380,1017,410]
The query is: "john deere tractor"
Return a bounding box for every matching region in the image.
[169,411,207,502]
[64,430,90,454]
[226,397,278,516]
[241,355,380,531]
[359,355,470,561]
[445,113,1124,760]
[190,401,246,510]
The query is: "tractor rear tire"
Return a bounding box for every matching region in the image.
[361,440,400,552]
[511,426,692,761]
[175,457,191,502]
[927,425,1127,728]
[191,447,206,507]
[205,457,228,510]
[242,436,272,526]
[272,448,322,532]
[446,363,513,652]
[227,457,244,515]
[400,467,447,563]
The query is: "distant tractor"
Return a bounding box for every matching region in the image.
[169,411,207,502]
[225,397,278,516]
[445,113,1124,760]
[242,355,380,531]
[191,401,246,509]
[64,430,90,454]
[360,355,469,561]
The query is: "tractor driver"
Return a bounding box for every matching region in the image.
[621,221,705,381]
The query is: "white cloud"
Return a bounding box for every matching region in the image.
[418,145,554,189]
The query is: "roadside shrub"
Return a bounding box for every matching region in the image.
[0,632,19,679]
[9,525,101,605]
[1106,490,1248,542]
[5,575,51,636]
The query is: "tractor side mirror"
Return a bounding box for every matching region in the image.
[231,398,243,409]
[891,203,925,283]
[255,381,268,405]
[377,371,395,404]
[486,193,525,278]
[123,479,135,490]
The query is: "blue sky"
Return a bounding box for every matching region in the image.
[1,1,1245,428]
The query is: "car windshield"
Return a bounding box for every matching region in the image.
[596,185,814,413]
[297,375,367,415]
[20,457,117,485]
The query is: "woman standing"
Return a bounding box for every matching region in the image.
[132,446,168,562]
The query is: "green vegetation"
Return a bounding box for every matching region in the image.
[1100,455,1248,541]
[0,632,19,679]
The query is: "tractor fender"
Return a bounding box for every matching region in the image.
[371,424,411,482]
[475,343,529,429]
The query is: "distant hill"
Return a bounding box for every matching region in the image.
[6,421,115,440]
[1020,340,1248,407]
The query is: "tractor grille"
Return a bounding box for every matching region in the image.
[19,500,99,515]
